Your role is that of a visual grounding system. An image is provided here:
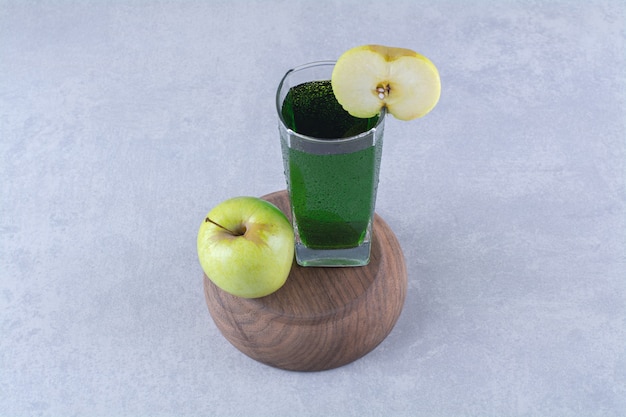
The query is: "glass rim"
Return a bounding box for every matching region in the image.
[276,60,386,144]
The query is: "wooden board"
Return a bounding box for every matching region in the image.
[203,190,407,371]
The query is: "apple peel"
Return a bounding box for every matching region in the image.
[197,197,295,299]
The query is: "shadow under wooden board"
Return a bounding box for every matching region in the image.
[204,190,407,371]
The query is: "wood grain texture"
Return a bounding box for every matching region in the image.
[203,190,407,371]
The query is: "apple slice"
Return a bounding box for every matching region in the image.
[331,45,441,121]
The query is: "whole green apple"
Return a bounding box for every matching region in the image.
[197,196,294,298]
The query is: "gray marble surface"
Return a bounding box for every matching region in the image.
[1,1,625,416]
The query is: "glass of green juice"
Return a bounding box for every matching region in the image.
[276,61,386,267]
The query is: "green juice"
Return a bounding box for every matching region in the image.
[281,80,382,249]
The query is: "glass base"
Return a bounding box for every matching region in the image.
[294,241,371,267]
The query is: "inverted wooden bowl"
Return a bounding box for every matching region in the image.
[203,190,407,371]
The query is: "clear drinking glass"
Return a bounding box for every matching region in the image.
[277,61,386,267]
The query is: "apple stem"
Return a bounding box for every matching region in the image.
[205,217,245,236]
